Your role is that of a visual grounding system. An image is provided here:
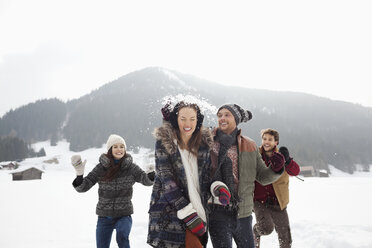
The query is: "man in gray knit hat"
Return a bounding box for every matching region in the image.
[208,104,285,248]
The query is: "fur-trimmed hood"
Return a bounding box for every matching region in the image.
[153,121,213,154]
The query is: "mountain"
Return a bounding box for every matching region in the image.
[1,67,372,173]
[0,98,66,143]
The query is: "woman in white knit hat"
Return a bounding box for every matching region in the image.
[71,134,155,248]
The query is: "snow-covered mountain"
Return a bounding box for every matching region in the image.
[1,67,372,174]
[1,140,372,248]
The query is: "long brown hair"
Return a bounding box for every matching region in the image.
[102,147,125,181]
[173,103,204,157]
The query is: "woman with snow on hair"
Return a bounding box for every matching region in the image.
[71,134,155,248]
[147,101,213,248]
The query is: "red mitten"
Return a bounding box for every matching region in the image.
[269,152,285,172]
[213,185,231,206]
[183,212,206,237]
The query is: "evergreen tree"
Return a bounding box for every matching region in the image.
[0,136,34,162]
[0,98,66,143]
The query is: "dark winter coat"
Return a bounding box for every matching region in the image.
[210,129,284,218]
[147,122,213,248]
[73,153,153,217]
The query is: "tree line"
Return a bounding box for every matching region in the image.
[1,67,371,174]
[0,136,45,162]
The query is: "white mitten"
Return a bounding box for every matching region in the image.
[71,155,87,176]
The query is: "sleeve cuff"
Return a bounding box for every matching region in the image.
[72,175,83,187]
[210,181,228,197]
[177,203,196,220]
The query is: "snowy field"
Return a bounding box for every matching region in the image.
[1,140,372,248]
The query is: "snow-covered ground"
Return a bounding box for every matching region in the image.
[1,140,372,248]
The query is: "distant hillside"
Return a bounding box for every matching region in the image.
[0,98,66,143]
[1,67,372,173]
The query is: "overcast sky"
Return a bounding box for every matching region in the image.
[1,0,371,117]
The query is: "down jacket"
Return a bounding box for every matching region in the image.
[73,153,154,217]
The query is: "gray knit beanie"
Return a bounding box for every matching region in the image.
[217,104,252,125]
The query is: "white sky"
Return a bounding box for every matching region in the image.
[1,0,371,117]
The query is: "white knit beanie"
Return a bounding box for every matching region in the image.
[106,134,126,151]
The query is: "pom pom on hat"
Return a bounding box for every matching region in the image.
[217,104,252,125]
[161,102,172,121]
[106,134,126,151]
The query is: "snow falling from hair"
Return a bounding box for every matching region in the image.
[161,94,218,124]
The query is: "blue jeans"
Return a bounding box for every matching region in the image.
[209,207,254,248]
[96,216,132,248]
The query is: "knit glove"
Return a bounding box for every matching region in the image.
[147,171,155,181]
[279,146,292,165]
[99,154,111,168]
[268,152,285,172]
[71,155,87,176]
[213,185,231,206]
[143,163,155,180]
[183,212,206,237]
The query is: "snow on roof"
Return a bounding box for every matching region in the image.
[9,165,45,174]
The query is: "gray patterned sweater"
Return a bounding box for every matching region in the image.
[73,153,154,217]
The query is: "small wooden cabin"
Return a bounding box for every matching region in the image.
[10,167,44,181]
[319,169,329,177]
[299,166,316,177]
[1,162,18,170]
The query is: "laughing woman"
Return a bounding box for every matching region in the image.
[147,101,213,248]
[71,134,155,248]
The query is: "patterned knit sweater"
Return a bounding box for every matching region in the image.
[73,153,154,217]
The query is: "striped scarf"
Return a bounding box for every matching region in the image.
[213,128,240,204]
